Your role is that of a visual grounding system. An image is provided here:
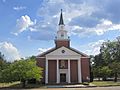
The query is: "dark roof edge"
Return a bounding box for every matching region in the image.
[36,47,56,57]
[69,47,90,57]
[36,46,89,58]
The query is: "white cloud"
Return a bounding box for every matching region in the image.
[38,47,52,54]
[70,19,120,37]
[65,3,97,23]
[11,0,120,39]
[0,42,21,62]
[35,0,120,39]
[94,19,119,35]
[26,0,98,40]
[38,1,97,25]
[74,40,105,56]
[82,40,105,55]
[13,6,26,11]
[48,0,65,3]
[13,15,36,35]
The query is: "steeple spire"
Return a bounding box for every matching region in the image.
[59,9,64,25]
[55,9,70,48]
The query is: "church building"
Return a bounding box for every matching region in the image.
[36,10,90,84]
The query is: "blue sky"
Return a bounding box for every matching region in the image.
[0,0,120,62]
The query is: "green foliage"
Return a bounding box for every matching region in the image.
[100,66,112,80]
[109,61,120,73]
[100,41,117,64]
[93,54,105,66]
[93,37,120,81]
[0,52,4,60]
[0,57,43,83]
[0,52,6,70]
[0,52,10,82]
[109,61,120,82]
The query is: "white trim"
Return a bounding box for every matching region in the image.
[70,47,89,57]
[45,59,48,84]
[59,69,68,82]
[68,59,71,83]
[46,55,80,60]
[55,39,70,41]
[78,59,82,83]
[36,57,45,58]
[56,60,60,83]
[46,46,80,56]
[45,59,82,84]
[81,57,90,58]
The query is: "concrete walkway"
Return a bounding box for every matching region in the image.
[46,83,96,88]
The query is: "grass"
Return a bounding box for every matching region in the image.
[91,81,120,87]
[0,81,45,89]
[0,81,21,88]
[1,81,120,89]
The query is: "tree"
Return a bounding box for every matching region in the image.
[92,53,107,80]
[92,66,102,80]
[0,52,6,70]
[100,39,120,82]
[101,39,120,63]
[89,55,94,82]
[0,52,10,82]
[109,61,120,82]
[0,57,43,87]
[100,66,112,81]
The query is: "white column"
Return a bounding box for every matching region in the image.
[45,59,48,84]
[68,59,71,83]
[78,59,82,83]
[56,59,60,83]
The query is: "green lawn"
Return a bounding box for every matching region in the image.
[91,81,120,86]
[0,81,21,88]
[0,81,45,89]
[1,81,120,89]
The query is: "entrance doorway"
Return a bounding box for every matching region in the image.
[60,73,66,82]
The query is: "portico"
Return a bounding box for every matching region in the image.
[45,46,82,84]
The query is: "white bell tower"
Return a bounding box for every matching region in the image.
[55,9,70,48]
[56,9,69,40]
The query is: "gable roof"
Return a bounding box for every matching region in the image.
[37,47,56,57]
[36,46,89,58]
[46,46,80,56]
[69,47,89,57]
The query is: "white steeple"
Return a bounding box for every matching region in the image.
[56,9,69,40]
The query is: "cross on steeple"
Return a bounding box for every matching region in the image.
[59,9,64,25]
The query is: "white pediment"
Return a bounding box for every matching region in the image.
[46,46,80,56]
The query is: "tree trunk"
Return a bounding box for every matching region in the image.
[21,79,26,88]
[114,72,117,82]
[90,71,93,82]
[98,77,100,81]
[102,77,107,81]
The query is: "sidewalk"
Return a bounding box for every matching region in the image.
[46,83,96,88]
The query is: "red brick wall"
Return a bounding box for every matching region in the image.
[36,58,45,83]
[55,40,70,48]
[70,60,78,83]
[48,60,57,83]
[81,58,90,82]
